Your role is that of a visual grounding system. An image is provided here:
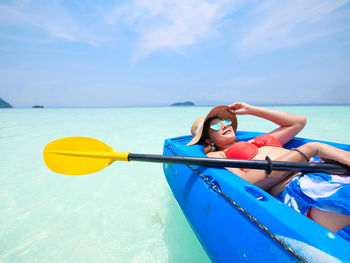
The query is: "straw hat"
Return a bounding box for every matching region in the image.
[187,105,237,146]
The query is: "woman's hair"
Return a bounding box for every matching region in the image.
[201,117,215,154]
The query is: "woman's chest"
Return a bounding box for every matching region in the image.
[254,146,290,160]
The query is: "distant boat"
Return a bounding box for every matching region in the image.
[32,105,44,108]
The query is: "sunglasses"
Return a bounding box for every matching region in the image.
[210,119,232,131]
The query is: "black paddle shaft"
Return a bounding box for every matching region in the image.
[128,153,350,175]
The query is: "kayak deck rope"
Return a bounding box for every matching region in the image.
[166,145,308,263]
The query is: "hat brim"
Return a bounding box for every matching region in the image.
[186,120,204,146]
[187,105,237,146]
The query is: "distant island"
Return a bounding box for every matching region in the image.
[171,101,195,106]
[0,98,13,108]
[32,105,44,108]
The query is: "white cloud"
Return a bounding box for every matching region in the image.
[106,0,240,60]
[0,1,113,45]
[1,0,348,59]
[236,0,350,55]
[0,2,72,39]
[105,0,350,60]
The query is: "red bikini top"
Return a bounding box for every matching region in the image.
[224,134,282,160]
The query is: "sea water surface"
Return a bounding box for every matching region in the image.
[1,105,350,263]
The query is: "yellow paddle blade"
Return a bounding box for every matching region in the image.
[43,137,130,175]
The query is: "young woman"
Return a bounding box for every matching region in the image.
[187,102,350,235]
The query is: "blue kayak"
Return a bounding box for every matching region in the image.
[163,131,350,263]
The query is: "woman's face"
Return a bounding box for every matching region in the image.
[205,117,236,150]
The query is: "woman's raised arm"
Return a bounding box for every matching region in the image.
[228,102,306,145]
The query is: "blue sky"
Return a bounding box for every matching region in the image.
[1,0,350,107]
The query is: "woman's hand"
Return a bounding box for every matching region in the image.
[228,102,255,115]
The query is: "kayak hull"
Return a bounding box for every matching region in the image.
[163,131,350,263]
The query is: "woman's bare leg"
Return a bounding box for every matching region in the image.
[309,207,350,233]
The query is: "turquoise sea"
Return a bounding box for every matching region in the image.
[1,105,350,263]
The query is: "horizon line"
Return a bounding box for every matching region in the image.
[4,102,350,109]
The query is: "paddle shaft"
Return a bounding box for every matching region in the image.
[128,153,350,175]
